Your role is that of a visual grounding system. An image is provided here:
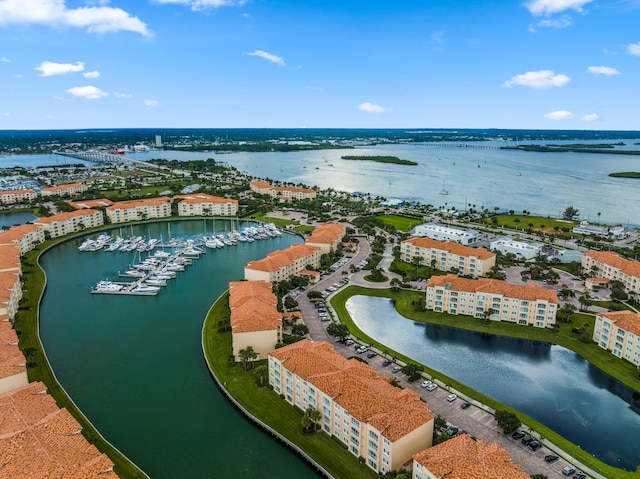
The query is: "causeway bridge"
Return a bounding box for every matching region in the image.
[54,151,154,167]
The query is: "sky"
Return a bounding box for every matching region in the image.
[1,0,639,130]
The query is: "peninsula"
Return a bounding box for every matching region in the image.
[340,155,418,165]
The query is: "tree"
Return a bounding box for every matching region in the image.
[563,206,579,221]
[307,290,322,299]
[390,278,402,291]
[254,365,269,387]
[482,308,495,323]
[326,323,350,342]
[291,324,309,336]
[238,346,257,372]
[578,293,591,312]
[558,286,576,301]
[494,410,521,434]
[301,407,321,433]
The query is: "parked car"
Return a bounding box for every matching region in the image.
[511,431,525,440]
[366,352,377,359]
[382,359,392,367]
[446,394,457,402]
[573,472,586,479]
[356,346,369,354]
[544,454,559,463]
[460,401,471,409]
[521,434,533,445]
[528,440,542,451]
[344,339,354,346]
[562,466,576,476]
[391,366,402,373]
[425,383,438,391]
[421,380,432,388]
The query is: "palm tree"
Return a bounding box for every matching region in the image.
[238,346,257,371]
[301,407,321,433]
[482,308,495,323]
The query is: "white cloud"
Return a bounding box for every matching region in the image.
[502,70,570,89]
[583,113,599,121]
[153,0,246,11]
[246,50,285,66]
[545,110,575,120]
[67,85,108,99]
[1,56,10,62]
[0,0,151,37]
[36,60,84,76]
[529,14,572,30]
[525,0,594,16]
[587,65,620,76]
[628,42,640,56]
[83,70,100,78]
[357,102,390,114]
[115,92,132,98]
[144,99,158,106]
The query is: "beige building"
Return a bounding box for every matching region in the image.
[582,251,640,294]
[34,209,104,238]
[176,193,238,217]
[244,243,321,283]
[0,189,37,204]
[426,274,558,328]
[68,198,114,210]
[229,281,283,361]
[105,197,171,223]
[305,223,346,255]
[0,224,46,255]
[0,315,28,394]
[593,311,640,366]
[401,237,496,278]
[249,180,316,202]
[41,183,87,197]
[0,243,22,321]
[412,434,530,479]
[269,340,435,474]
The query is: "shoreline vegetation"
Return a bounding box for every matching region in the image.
[340,155,418,165]
[504,144,640,155]
[609,172,640,179]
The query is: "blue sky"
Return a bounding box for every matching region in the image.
[1,0,639,130]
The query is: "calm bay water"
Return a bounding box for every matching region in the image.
[39,220,319,479]
[346,295,640,471]
[0,210,37,228]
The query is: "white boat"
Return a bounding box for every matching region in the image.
[131,284,160,293]
[439,180,449,195]
[123,269,146,277]
[153,250,171,258]
[145,278,166,286]
[94,280,123,292]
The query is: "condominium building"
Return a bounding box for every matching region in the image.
[68,198,114,210]
[229,281,283,361]
[593,311,640,366]
[411,223,479,245]
[41,183,87,197]
[105,197,171,223]
[176,193,238,217]
[401,237,496,278]
[268,340,435,474]
[0,243,22,320]
[582,251,640,294]
[0,189,37,204]
[244,243,321,283]
[305,223,347,254]
[249,180,316,201]
[412,434,530,479]
[0,224,46,255]
[573,221,625,239]
[0,315,28,394]
[490,237,542,260]
[33,209,104,238]
[426,274,558,328]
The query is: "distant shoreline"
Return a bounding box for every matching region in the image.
[609,172,640,179]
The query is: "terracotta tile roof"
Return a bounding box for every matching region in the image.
[270,340,435,441]
[583,251,640,277]
[68,198,114,209]
[34,209,100,224]
[250,180,271,189]
[274,186,315,194]
[599,311,640,336]
[0,320,25,379]
[403,237,495,260]
[176,193,238,204]
[106,197,171,210]
[587,277,610,283]
[246,243,319,273]
[0,224,43,244]
[306,223,346,245]
[0,242,21,268]
[229,281,282,333]
[41,183,85,193]
[0,189,36,196]
[413,434,529,479]
[428,274,559,304]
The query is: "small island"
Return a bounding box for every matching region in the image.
[609,172,640,179]
[341,155,418,165]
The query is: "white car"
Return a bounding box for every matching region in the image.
[421,380,432,388]
[425,383,438,391]
[446,394,458,402]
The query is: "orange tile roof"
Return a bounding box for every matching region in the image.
[177,193,238,204]
[250,180,271,189]
[41,183,85,193]
[413,434,529,479]
[599,311,640,336]
[0,243,21,268]
[68,198,114,209]
[246,243,319,273]
[0,224,43,244]
[403,237,495,260]
[274,186,315,194]
[270,340,434,441]
[583,251,640,278]
[34,209,100,225]
[106,197,171,210]
[428,274,559,304]
[0,320,25,379]
[0,189,36,196]
[306,223,346,245]
[229,281,282,333]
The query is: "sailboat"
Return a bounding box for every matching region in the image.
[439,180,449,196]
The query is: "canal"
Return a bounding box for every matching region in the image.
[346,295,640,471]
[38,219,320,479]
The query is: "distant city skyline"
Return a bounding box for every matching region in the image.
[1,0,639,130]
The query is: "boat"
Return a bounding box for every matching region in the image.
[93,280,123,292]
[145,278,167,287]
[123,269,145,277]
[131,284,160,294]
[439,180,449,196]
[516,172,522,176]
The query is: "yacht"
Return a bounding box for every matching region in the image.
[94,281,123,292]
[131,284,160,294]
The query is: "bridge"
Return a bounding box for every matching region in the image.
[409,142,504,150]
[54,151,154,167]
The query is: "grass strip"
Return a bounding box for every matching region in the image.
[201,292,378,479]
[330,285,639,479]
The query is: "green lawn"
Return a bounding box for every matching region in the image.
[201,293,378,479]
[375,214,423,232]
[263,216,316,235]
[479,214,577,232]
[330,286,640,479]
